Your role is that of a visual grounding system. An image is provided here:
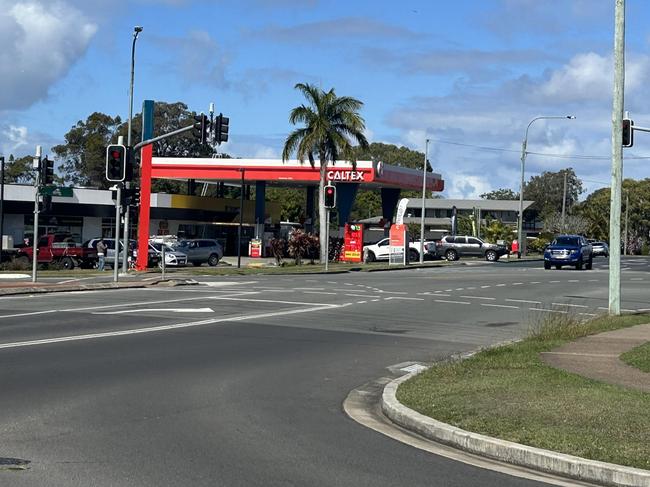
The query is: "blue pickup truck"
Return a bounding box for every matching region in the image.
[544,235,593,270]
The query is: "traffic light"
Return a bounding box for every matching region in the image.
[193,113,209,145]
[622,118,634,147]
[106,144,127,182]
[324,184,336,208]
[40,156,54,185]
[131,187,141,207]
[214,113,229,144]
[41,194,53,213]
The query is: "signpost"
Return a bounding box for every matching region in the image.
[389,224,407,266]
[39,187,74,197]
[341,223,363,262]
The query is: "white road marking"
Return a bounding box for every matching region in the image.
[378,291,409,295]
[511,282,523,286]
[481,303,519,309]
[530,308,568,314]
[0,310,58,320]
[506,299,541,304]
[93,307,215,315]
[356,301,367,304]
[549,281,560,283]
[459,295,496,301]
[209,296,340,307]
[496,284,506,287]
[0,304,342,351]
[529,281,541,284]
[345,293,381,298]
[303,291,337,295]
[597,306,637,313]
[551,303,588,308]
[630,278,644,281]
[203,281,257,287]
[455,288,465,291]
[481,285,491,288]
[293,287,324,291]
[588,279,599,282]
[62,292,257,313]
[435,299,471,305]
[567,280,579,283]
[385,296,424,301]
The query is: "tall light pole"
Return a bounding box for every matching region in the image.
[419,139,429,264]
[518,115,575,257]
[123,25,143,274]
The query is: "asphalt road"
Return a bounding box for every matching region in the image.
[0,257,647,486]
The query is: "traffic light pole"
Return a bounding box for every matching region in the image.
[113,185,122,283]
[32,171,40,283]
[324,209,330,272]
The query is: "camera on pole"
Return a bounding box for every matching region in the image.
[193,113,209,145]
[324,184,336,208]
[214,113,229,144]
[106,144,127,182]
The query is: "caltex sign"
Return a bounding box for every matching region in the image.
[326,170,366,182]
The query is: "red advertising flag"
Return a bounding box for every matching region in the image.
[342,224,364,262]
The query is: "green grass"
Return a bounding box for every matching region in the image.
[397,313,650,470]
[621,341,650,373]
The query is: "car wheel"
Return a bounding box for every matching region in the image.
[61,257,75,270]
[555,264,562,270]
[408,249,419,262]
[544,261,551,270]
[365,250,376,263]
[586,257,593,270]
[445,249,458,261]
[485,250,498,262]
[575,259,583,270]
[208,254,220,266]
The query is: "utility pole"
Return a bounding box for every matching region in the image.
[32,145,42,283]
[561,171,567,232]
[609,0,625,316]
[624,193,629,256]
[0,156,5,264]
[419,138,429,264]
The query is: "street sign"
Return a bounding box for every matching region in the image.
[40,186,73,197]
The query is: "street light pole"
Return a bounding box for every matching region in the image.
[123,25,143,274]
[419,139,429,264]
[518,115,575,257]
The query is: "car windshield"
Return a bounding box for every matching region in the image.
[151,243,174,252]
[553,236,580,246]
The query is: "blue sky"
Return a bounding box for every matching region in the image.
[2,0,650,198]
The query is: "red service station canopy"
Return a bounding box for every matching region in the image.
[150,158,444,191]
[136,154,444,270]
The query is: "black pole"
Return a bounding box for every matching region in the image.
[0,156,4,263]
[237,168,244,269]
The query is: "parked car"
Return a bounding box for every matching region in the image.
[18,233,97,269]
[590,241,609,257]
[149,242,187,267]
[434,235,508,262]
[84,238,160,268]
[363,238,430,263]
[544,235,593,270]
[174,239,223,266]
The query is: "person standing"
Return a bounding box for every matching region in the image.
[97,239,107,271]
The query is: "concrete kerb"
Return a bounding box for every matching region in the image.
[382,372,650,487]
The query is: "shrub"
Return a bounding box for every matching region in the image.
[288,230,312,265]
[269,238,287,266]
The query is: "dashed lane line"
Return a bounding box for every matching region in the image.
[481,303,520,309]
[459,295,496,301]
[385,296,425,301]
[552,303,589,308]
[435,299,471,305]
[345,294,381,298]
[0,310,57,320]
[303,291,337,295]
[505,298,541,304]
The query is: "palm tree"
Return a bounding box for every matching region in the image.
[282,83,369,263]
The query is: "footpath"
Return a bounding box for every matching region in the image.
[382,323,650,487]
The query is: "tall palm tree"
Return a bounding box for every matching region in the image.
[282,83,369,263]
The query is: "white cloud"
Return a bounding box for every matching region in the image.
[2,125,28,152]
[0,1,97,110]
[447,174,492,199]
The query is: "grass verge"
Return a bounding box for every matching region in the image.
[396,312,650,470]
[621,341,650,373]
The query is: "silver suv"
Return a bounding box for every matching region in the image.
[175,239,224,266]
[435,235,508,262]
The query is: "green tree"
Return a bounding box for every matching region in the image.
[282,83,369,262]
[524,168,583,217]
[266,187,306,222]
[4,154,35,184]
[480,188,519,200]
[53,112,122,189]
[350,190,381,221]
[52,102,217,192]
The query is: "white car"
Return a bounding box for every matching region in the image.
[363,238,429,263]
[149,242,187,267]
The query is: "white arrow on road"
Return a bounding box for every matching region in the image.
[92,308,214,315]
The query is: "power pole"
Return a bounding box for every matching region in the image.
[560,171,567,232]
[609,0,625,316]
[624,193,629,256]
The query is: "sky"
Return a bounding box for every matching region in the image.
[1,0,650,199]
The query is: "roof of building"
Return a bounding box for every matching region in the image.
[406,198,534,211]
